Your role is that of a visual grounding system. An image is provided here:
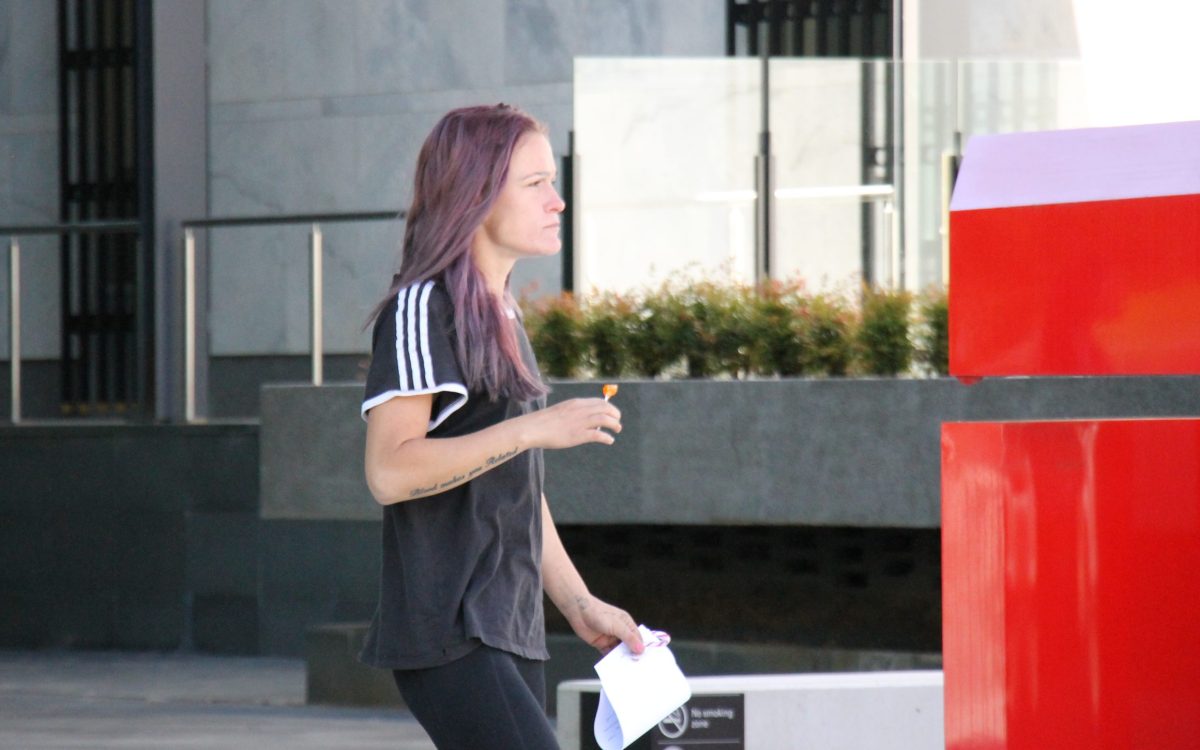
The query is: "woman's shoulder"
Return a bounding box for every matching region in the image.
[371,278,452,334]
[386,278,454,316]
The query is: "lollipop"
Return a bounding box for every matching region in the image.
[602,384,619,402]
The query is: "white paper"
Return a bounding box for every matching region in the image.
[593,625,691,750]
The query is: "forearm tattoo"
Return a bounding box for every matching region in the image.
[408,446,521,498]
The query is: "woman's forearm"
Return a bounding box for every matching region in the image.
[366,417,528,504]
[541,496,591,627]
[542,495,644,654]
[366,395,620,505]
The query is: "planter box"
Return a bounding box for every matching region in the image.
[260,377,1200,526]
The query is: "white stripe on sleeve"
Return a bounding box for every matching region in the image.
[393,288,409,391]
[405,284,423,389]
[418,281,436,390]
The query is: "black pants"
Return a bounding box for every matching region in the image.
[392,644,559,750]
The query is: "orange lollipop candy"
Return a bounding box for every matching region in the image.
[602,384,618,401]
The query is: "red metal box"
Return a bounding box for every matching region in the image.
[941,418,1200,749]
[949,121,1200,377]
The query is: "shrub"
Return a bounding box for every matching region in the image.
[677,282,721,378]
[710,282,757,377]
[524,278,934,380]
[747,279,809,376]
[914,287,949,376]
[679,281,754,378]
[524,293,586,378]
[626,284,689,378]
[856,285,914,376]
[582,292,637,378]
[807,293,855,376]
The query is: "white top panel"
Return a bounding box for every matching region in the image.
[951,120,1200,211]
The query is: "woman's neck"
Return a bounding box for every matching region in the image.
[470,240,516,298]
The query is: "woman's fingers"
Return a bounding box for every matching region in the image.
[559,400,621,438]
[529,398,623,449]
[619,617,645,656]
[593,413,622,433]
[585,605,643,655]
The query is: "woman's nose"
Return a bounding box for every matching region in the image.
[547,188,565,213]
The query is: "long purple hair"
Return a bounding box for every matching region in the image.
[370,103,548,402]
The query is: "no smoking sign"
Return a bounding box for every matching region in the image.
[580,693,745,750]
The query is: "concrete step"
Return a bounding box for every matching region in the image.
[305,622,941,716]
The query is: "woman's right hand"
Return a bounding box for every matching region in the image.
[520,398,622,449]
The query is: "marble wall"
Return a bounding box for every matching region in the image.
[0,1,60,359]
[205,0,725,356]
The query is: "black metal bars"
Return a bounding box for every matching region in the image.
[58,0,143,418]
[727,0,894,58]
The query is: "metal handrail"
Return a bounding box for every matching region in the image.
[180,210,406,422]
[1,221,142,424]
[181,210,400,229]
[0,220,142,236]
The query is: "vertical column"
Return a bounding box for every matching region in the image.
[148,0,208,420]
[9,238,21,423]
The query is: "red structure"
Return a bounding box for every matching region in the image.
[942,419,1200,748]
[949,121,1200,377]
[942,121,1200,749]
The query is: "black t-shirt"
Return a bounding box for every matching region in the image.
[358,279,549,669]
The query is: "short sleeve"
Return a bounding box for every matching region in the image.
[362,280,468,430]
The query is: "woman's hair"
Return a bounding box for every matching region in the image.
[370,103,549,402]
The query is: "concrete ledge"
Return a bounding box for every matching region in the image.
[260,377,1200,525]
[557,671,944,749]
[304,623,399,708]
[305,622,940,716]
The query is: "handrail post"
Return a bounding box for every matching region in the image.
[883,198,898,289]
[9,237,20,424]
[184,227,196,422]
[310,223,323,386]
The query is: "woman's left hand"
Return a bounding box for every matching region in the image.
[571,594,644,656]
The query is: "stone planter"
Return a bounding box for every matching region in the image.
[261,376,1200,527]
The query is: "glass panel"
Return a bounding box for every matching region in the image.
[770,59,895,291]
[574,58,760,293]
[576,57,1112,297]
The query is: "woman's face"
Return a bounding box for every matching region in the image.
[477,131,565,261]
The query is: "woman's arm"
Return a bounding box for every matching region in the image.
[541,494,644,655]
[364,394,622,505]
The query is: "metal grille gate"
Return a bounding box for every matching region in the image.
[727,0,893,57]
[727,0,896,284]
[57,0,144,415]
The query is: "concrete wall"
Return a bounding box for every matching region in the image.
[12,376,1200,657]
[0,423,259,651]
[0,414,944,658]
[0,421,379,656]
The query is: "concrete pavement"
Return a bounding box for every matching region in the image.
[0,649,436,749]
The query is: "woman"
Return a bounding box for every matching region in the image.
[360,103,644,749]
